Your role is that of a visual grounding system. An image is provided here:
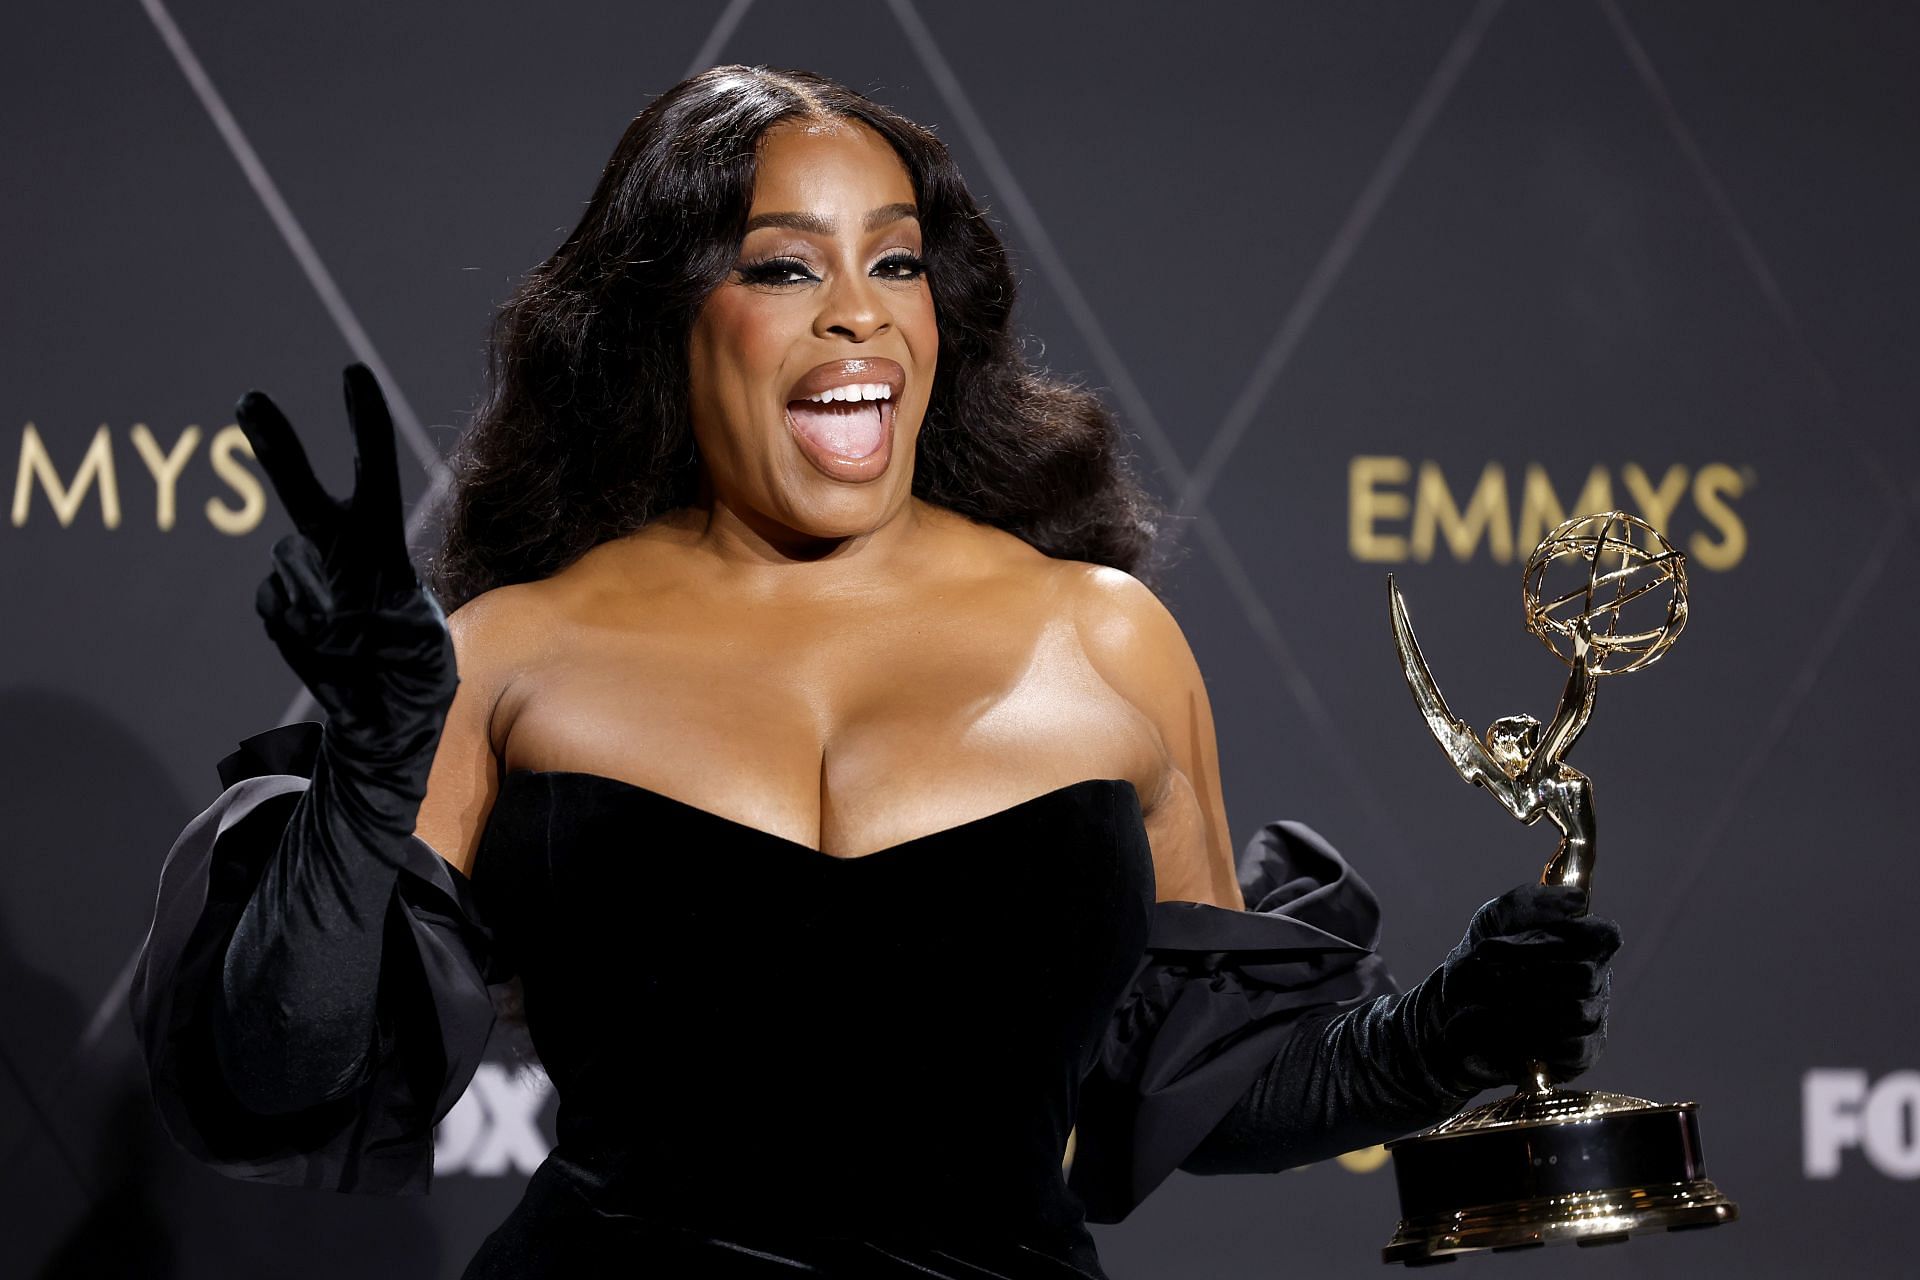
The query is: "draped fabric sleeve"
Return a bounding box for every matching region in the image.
[1068,820,1399,1223]
[128,721,509,1194]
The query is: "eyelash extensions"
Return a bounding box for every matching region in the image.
[735,253,928,286]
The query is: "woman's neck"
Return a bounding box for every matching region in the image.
[649,494,948,602]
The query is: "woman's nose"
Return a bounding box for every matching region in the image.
[814,269,891,343]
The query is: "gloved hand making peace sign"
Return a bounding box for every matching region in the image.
[212,364,460,1116]
[236,362,458,783]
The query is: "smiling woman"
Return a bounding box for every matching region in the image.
[431,67,1162,614]
[129,64,1623,1280]
[689,123,932,496]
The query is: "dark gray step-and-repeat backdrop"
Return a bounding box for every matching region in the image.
[7,0,1917,1275]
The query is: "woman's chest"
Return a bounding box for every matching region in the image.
[492,604,1167,859]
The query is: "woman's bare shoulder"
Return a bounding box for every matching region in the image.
[921,510,1182,666]
[921,504,1087,588]
[1060,562,1244,907]
[443,544,628,654]
[445,579,557,664]
[440,575,586,727]
[1057,561,1186,679]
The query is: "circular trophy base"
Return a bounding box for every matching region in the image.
[1381,1088,1738,1265]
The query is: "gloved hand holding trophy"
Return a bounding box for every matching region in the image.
[1381,511,1739,1265]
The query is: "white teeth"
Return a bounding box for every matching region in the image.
[803,382,893,404]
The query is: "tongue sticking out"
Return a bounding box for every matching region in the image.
[787,399,887,460]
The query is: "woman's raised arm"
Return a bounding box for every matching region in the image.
[207,363,462,1115]
[131,364,505,1196]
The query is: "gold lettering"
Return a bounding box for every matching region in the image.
[13,423,121,528]
[1689,463,1747,570]
[1516,464,1612,553]
[1620,463,1689,550]
[1345,457,1746,571]
[1412,461,1512,563]
[1349,455,1411,561]
[206,424,266,535]
[129,424,203,532]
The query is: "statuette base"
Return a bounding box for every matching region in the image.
[1381,1089,1738,1265]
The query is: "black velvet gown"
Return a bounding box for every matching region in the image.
[131,722,1398,1277]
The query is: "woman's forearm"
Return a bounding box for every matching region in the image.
[209,744,410,1116]
[1181,881,1620,1176]
[1179,985,1475,1175]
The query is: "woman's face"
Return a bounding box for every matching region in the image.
[688,118,938,545]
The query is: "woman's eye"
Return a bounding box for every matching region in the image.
[735,253,927,286]
[875,253,928,280]
[736,257,815,286]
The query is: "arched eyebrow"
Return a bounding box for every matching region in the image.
[743,202,919,235]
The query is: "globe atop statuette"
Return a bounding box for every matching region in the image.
[1522,510,1688,677]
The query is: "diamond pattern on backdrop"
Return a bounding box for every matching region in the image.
[14,1,1917,1274]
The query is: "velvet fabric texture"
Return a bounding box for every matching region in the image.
[133,721,1406,1276]
[461,766,1154,1278]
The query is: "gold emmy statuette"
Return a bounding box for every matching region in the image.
[1380,511,1738,1266]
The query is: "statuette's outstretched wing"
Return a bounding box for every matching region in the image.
[1388,577,1526,821]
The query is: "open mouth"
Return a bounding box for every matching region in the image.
[784,383,895,461]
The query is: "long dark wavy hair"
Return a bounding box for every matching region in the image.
[426,64,1171,610]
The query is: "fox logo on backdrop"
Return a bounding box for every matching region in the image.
[1804,1070,1920,1179]
[433,1064,558,1178]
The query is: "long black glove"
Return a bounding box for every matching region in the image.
[1181,882,1619,1174]
[208,363,460,1116]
